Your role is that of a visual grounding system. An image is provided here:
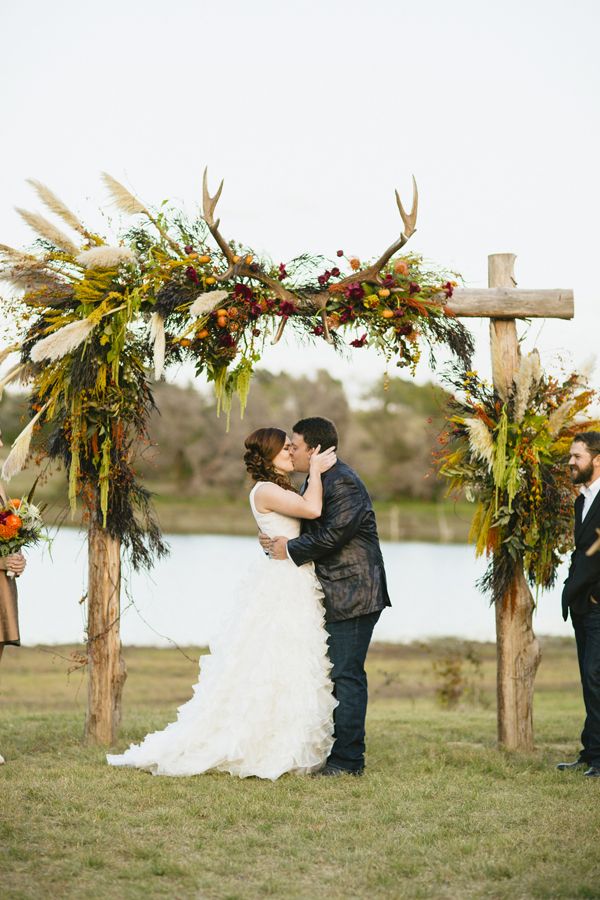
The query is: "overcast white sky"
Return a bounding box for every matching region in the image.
[1,0,599,403]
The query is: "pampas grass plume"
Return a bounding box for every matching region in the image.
[30,318,96,363]
[189,290,229,317]
[15,208,79,256]
[465,417,495,470]
[101,172,148,217]
[26,180,88,237]
[0,364,24,401]
[547,400,575,437]
[513,350,542,423]
[76,246,136,269]
[1,401,50,481]
[149,312,166,381]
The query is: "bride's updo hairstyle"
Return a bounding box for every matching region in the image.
[244,428,297,492]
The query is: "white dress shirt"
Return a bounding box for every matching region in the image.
[580,476,600,521]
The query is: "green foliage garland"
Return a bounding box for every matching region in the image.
[437,356,599,603]
[0,174,474,570]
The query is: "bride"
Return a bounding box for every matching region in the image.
[107,427,338,780]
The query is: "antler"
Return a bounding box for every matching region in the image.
[201,169,330,344]
[332,176,418,290]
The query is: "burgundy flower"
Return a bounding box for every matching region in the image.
[184,245,194,254]
[249,303,262,318]
[233,283,253,301]
[331,267,340,277]
[350,333,368,348]
[393,307,406,317]
[382,274,397,288]
[278,263,288,281]
[313,325,324,336]
[409,281,420,294]
[220,333,236,347]
[340,307,356,324]
[278,300,296,317]
[443,281,454,298]
[344,282,364,301]
[317,275,326,286]
[336,249,344,257]
[185,266,198,283]
[252,328,261,337]
[397,324,413,336]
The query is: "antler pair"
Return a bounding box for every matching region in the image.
[202,169,418,345]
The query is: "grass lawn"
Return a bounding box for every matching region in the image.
[1,638,599,899]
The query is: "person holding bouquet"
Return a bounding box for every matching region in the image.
[0,477,28,766]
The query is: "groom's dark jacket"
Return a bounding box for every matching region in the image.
[287,460,391,624]
[562,489,600,620]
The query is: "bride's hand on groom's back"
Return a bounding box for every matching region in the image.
[309,445,337,475]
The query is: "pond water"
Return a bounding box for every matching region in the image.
[16,530,572,646]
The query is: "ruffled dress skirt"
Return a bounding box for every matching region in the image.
[107,557,337,780]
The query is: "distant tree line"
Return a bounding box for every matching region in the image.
[0,370,451,502]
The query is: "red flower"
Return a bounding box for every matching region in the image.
[313,325,324,336]
[185,266,199,283]
[249,303,262,318]
[336,249,344,257]
[220,333,236,347]
[278,263,288,281]
[382,274,396,288]
[350,333,368,348]
[234,283,253,301]
[184,245,194,254]
[443,281,454,298]
[344,282,364,301]
[409,281,420,294]
[278,300,296,317]
[331,267,340,277]
[340,307,356,324]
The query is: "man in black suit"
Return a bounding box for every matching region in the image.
[263,416,391,776]
[558,431,600,777]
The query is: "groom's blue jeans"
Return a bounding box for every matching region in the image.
[325,610,381,772]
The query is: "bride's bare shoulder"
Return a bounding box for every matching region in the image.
[252,481,285,513]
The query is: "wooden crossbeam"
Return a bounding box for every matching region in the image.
[448,288,574,319]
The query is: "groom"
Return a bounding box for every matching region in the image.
[261,416,391,776]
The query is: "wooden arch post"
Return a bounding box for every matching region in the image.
[488,253,541,751]
[84,522,126,745]
[449,252,574,751]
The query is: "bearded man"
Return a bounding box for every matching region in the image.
[557,432,600,778]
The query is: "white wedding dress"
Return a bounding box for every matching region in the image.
[107,483,337,780]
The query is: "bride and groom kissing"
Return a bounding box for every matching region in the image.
[108,417,391,780]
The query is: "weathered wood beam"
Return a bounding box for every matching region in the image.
[447,287,574,319]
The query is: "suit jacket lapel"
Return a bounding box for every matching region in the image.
[579,488,600,543]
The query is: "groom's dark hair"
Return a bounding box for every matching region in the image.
[293,417,338,451]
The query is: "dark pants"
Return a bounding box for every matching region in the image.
[325,610,381,772]
[571,603,600,767]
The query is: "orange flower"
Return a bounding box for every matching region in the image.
[0,521,20,540]
[350,257,361,271]
[394,260,409,276]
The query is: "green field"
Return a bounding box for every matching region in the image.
[1,638,598,899]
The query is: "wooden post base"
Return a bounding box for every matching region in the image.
[495,565,542,751]
[84,525,127,746]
